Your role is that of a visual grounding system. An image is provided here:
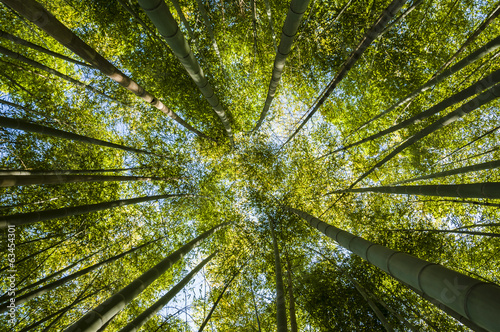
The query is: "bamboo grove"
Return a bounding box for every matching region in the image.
[0,0,499,331]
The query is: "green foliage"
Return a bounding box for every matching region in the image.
[0,0,499,331]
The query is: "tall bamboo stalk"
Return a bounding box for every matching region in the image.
[0,29,91,67]
[352,35,500,133]
[0,194,192,228]
[0,174,171,188]
[328,182,500,199]
[0,45,118,102]
[286,206,500,331]
[137,0,233,145]
[283,0,407,146]
[120,252,217,332]
[0,113,157,156]
[350,83,500,188]
[1,0,213,141]
[0,238,161,312]
[270,220,287,332]
[253,0,311,133]
[394,160,500,184]
[64,222,229,332]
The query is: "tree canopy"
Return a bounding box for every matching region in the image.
[0,0,499,331]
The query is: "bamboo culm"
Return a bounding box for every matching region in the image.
[283,0,407,146]
[64,222,229,332]
[253,0,311,133]
[120,252,217,332]
[137,0,233,145]
[0,194,192,228]
[1,0,213,140]
[286,206,500,331]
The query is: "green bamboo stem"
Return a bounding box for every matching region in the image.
[286,206,500,331]
[270,220,287,332]
[320,69,500,158]
[0,238,161,312]
[353,35,500,134]
[350,83,500,188]
[0,28,91,67]
[0,114,157,156]
[0,174,172,188]
[395,160,500,184]
[137,0,233,145]
[119,252,217,332]
[0,45,118,102]
[0,194,191,228]
[1,0,213,141]
[253,0,311,133]
[328,182,500,199]
[283,0,407,146]
[64,222,229,332]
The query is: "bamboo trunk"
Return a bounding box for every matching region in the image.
[395,159,500,184]
[283,0,407,145]
[0,174,171,188]
[270,220,287,332]
[0,193,191,227]
[198,269,240,332]
[1,0,213,141]
[0,114,156,156]
[253,0,311,132]
[137,0,233,145]
[350,83,500,188]
[0,45,117,102]
[64,222,229,332]
[0,29,91,67]
[120,252,217,332]
[323,69,500,158]
[329,182,500,199]
[353,35,500,133]
[286,206,500,331]
[0,238,160,312]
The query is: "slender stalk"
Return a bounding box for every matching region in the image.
[351,35,500,134]
[270,220,287,332]
[64,222,229,332]
[349,83,500,188]
[0,237,162,313]
[0,174,172,188]
[432,3,500,77]
[328,182,500,200]
[253,0,311,132]
[282,0,407,146]
[320,69,500,159]
[0,108,159,156]
[431,124,500,166]
[386,228,500,238]
[0,45,118,102]
[394,159,500,184]
[120,252,217,332]
[137,0,233,145]
[0,167,150,176]
[0,29,91,67]
[198,269,240,332]
[0,193,192,228]
[1,0,213,140]
[286,206,500,331]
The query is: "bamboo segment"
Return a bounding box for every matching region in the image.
[1,0,213,140]
[64,222,229,332]
[328,182,500,199]
[0,194,190,228]
[119,252,217,332]
[137,0,233,145]
[253,0,311,132]
[286,206,500,332]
